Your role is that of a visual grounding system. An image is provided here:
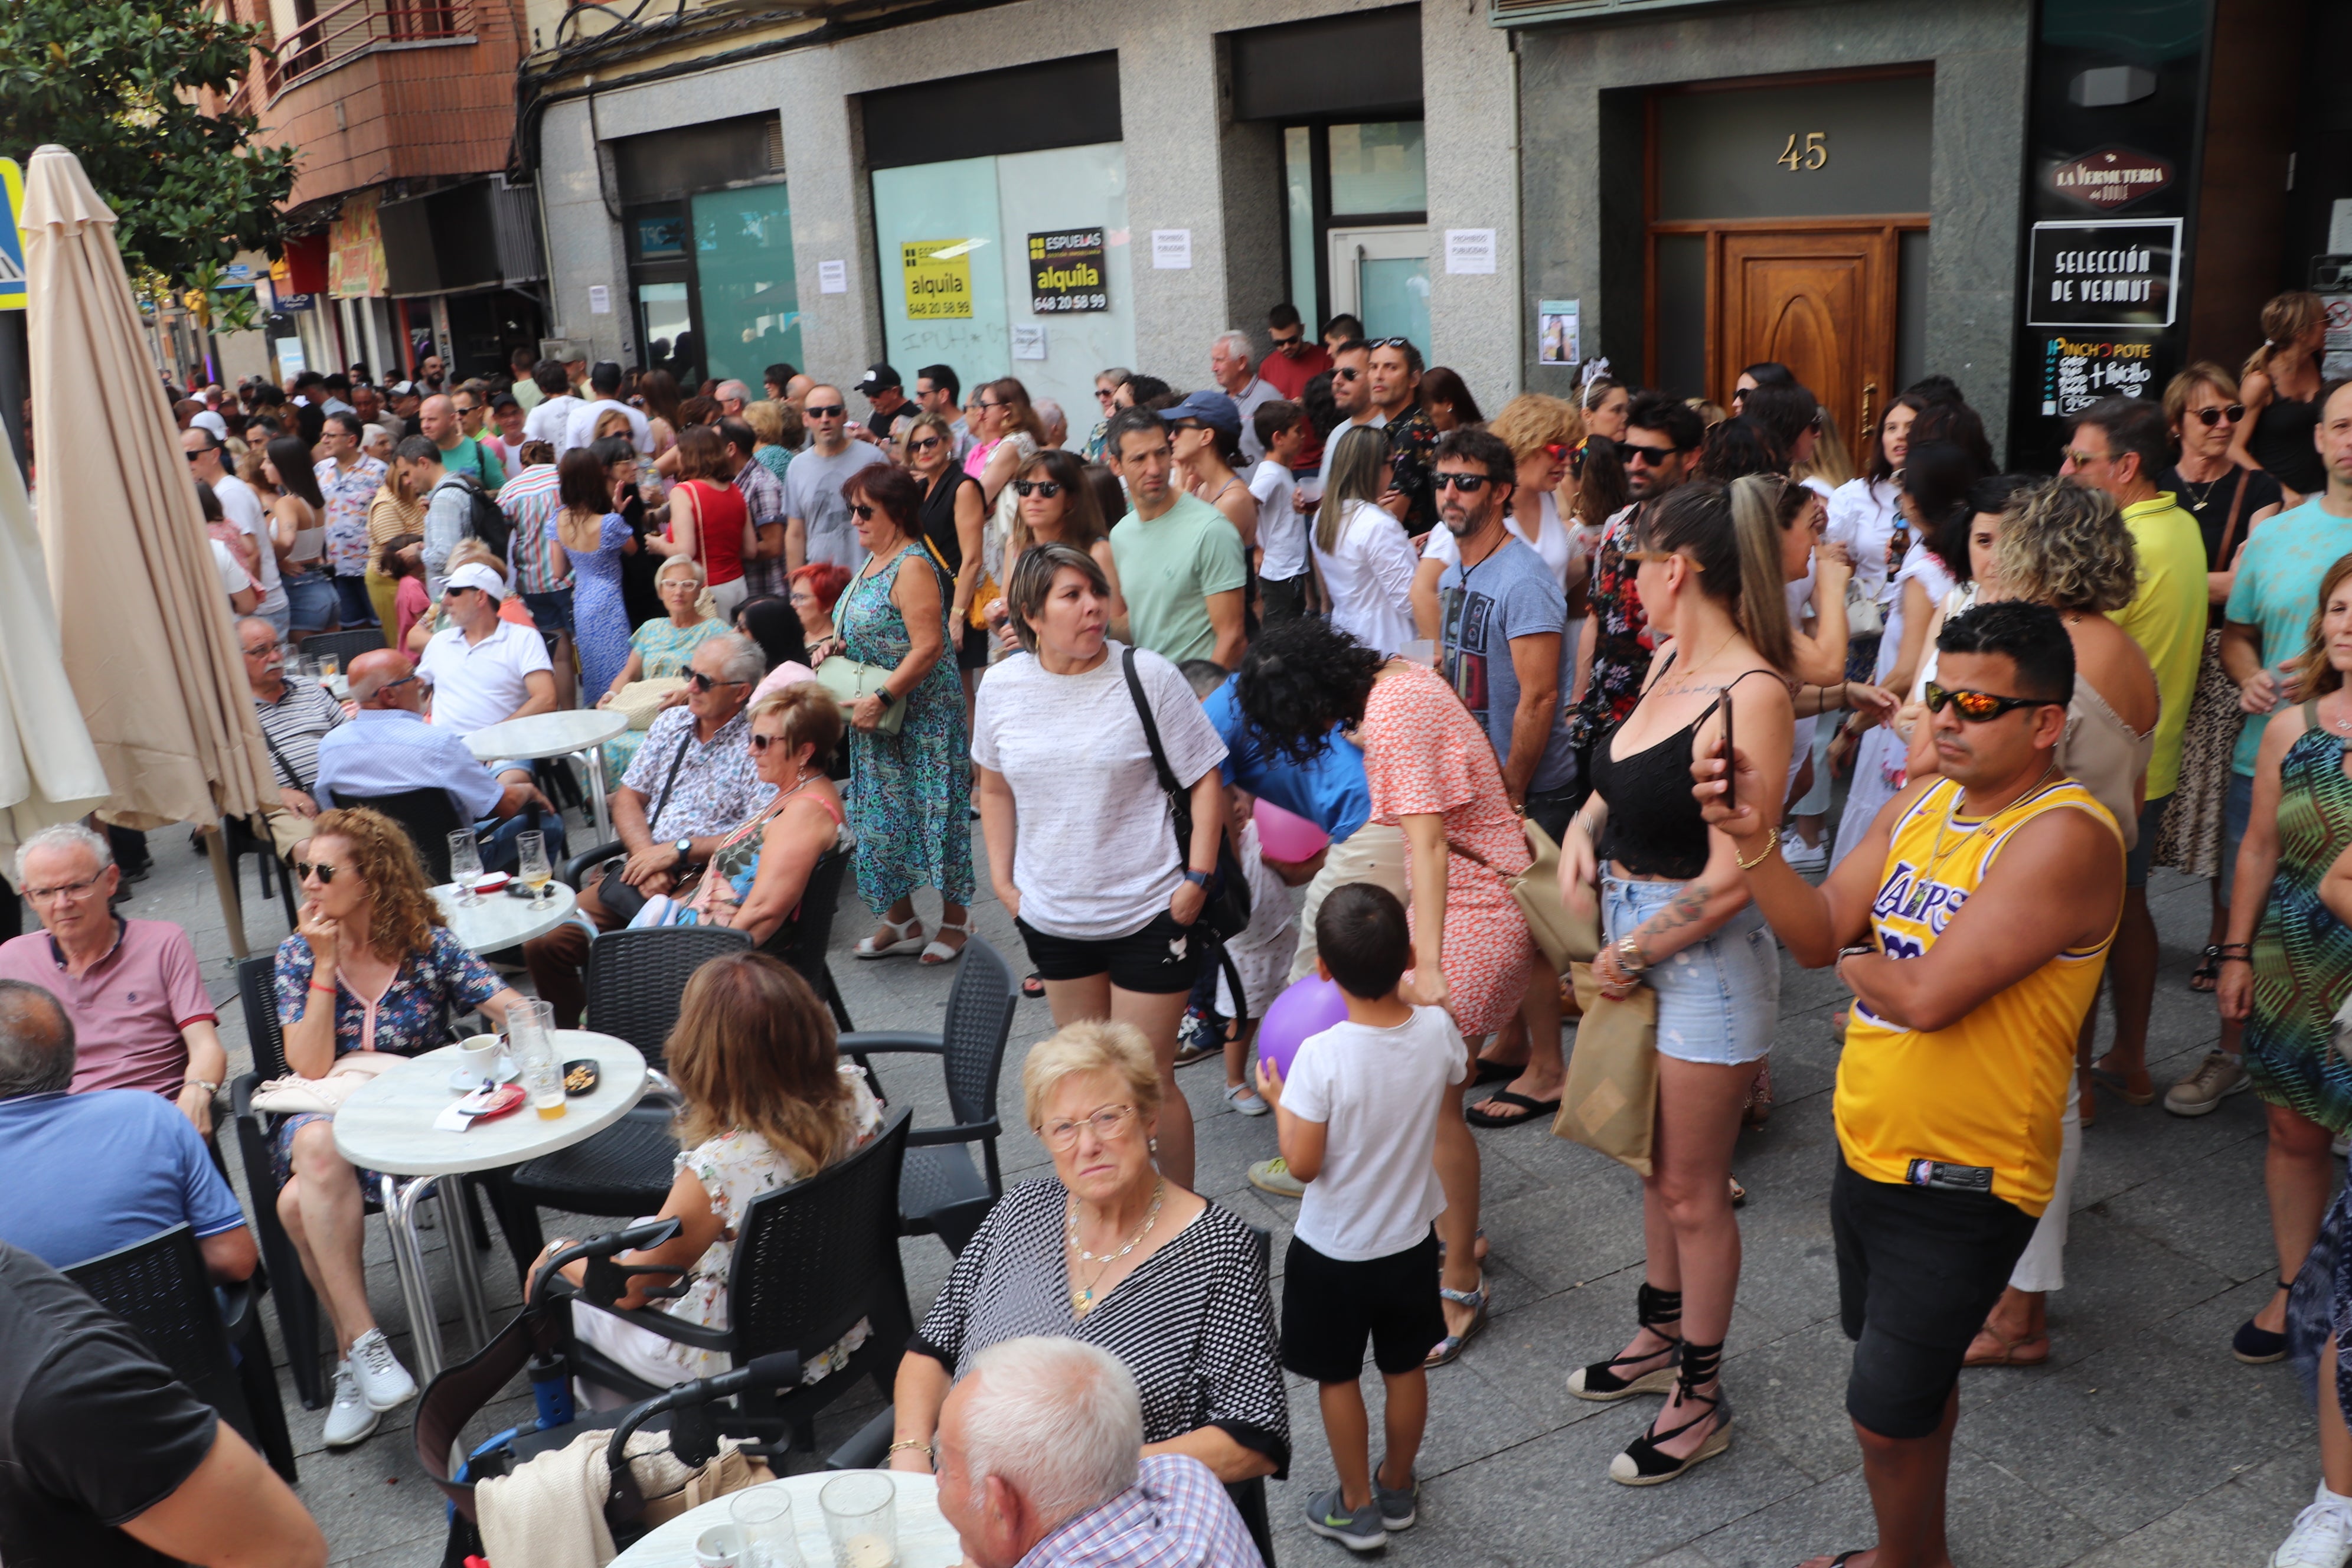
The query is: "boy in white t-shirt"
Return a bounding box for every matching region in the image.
[1249,401,1313,623]
[1258,883,1466,1554]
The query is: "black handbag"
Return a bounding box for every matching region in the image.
[592,730,692,925]
[1122,647,1251,942]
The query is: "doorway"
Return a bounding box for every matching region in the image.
[1328,225,1432,353]
[1707,223,1909,445]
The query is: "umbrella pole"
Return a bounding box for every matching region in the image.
[202,827,250,961]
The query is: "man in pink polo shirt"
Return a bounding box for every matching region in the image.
[0,825,226,1136]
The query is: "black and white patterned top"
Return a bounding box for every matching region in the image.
[909,1178,1290,1476]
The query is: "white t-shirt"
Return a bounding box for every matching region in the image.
[212,472,280,594]
[210,538,253,599]
[1249,459,1305,582]
[1283,1004,1468,1262]
[1827,476,1902,609]
[1231,376,1282,466]
[1422,492,1579,592]
[562,397,654,458]
[1311,498,1419,657]
[525,393,583,451]
[970,642,1228,939]
[1315,411,1387,494]
[418,619,554,735]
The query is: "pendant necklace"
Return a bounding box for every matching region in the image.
[1927,760,2061,869]
[1067,1181,1164,1314]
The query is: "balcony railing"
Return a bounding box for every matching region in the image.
[265,0,478,93]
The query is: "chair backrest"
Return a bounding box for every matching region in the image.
[237,954,291,1080]
[331,788,465,883]
[584,925,753,1068]
[759,842,852,980]
[63,1224,260,1452]
[937,936,1018,1133]
[301,628,387,665]
[727,1108,913,1364]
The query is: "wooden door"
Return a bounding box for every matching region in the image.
[1713,226,1899,447]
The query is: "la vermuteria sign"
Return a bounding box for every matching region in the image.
[2026,218,2181,329]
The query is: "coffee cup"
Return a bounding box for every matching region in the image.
[456,1034,502,1082]
[694,1524,744,1568]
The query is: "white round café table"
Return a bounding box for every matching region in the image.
[465,709,631,843]
[433,880,577,951]
[333,1031,645,1380]
[609,1472,960,1568]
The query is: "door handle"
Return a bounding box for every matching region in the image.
[1858,381,1878,443]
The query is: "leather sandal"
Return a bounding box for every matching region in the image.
[854,915,926,960]
[1962,1324,2049,1367]
[1424,1279,1488,1368]
[2190,944,2222,992]
[919,916,972,965]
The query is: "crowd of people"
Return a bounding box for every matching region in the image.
[8,282,2352,1568]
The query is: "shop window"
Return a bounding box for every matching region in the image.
[870,141,1132,433]
[637,283,694,382]
[1329,122,1426,218]
[1277,119,1427,343]
[693,183,801,388]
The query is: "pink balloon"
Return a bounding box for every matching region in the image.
[1257,974,1350,1082]
[1253,798,1330,864]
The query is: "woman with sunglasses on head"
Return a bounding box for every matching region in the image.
[906,410,990,682]
[1557,478,1797,1487]
[838,464,973,966]
[2154,364,2286,991]
[972,377,1047,518]
[1313,426,1421,657]
[1413,393,1586,638]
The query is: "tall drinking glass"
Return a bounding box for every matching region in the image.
[447,831,484,906]
[513,998,564,1120]
[819,1474,896,1568]
[517,831,553,905]
[730,1487,805,1568]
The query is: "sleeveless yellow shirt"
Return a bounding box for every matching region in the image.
[1834,775,2122,1217]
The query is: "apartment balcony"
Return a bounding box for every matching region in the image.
[240,0,523,210]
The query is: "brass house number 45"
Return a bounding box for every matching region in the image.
[1778,132,1829,172]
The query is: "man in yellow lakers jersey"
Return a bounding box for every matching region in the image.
[1699,601,2124,1568]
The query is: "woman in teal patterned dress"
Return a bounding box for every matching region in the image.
[2218,553,2352,1363]
[836,465,973,964]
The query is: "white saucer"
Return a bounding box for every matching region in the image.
[447,1058,520,1092]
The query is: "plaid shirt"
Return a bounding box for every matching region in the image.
[734,458,789,599]
[1016,1455,1262,1568]
[499,463,571,594]
[315,455,387,576]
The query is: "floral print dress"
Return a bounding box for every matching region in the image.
[838,542,973,914]
[1566,505,1652,756]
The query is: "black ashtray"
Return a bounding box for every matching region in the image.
[561,1059,600,1097]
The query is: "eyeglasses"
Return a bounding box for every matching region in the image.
[805,404,845,419]
[2193,404,2247,427]
[1038,1103,1139,1151]
[292,860,342,884]
[1095,387,1119,403]
[977,400,1007,411]
[1922,681,2053,723]
[377,674,419,694]
[2059,447,2110,468]
[1623,547,1698,569]
[1619,442,1681,468]
[240,642,280,658]
[1013,479,1063,498]
[24,873,105,903]
[687,671,747,693]
[1433,472,1494,492]
[908,435,945,453]
[850,502,879,520]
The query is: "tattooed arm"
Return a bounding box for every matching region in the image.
[1589,831,1759,991]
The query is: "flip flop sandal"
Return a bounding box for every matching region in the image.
[2089,1065,2154,1107]
[1962,1324,2049,1367]
[1021,972,1046,999]
[2190,945,2222,992]
[1464,1089,1562,1128]
[1425,1279,1488,1368]
[1470,1054,1524,1087]
[1728,1176,1747,1208]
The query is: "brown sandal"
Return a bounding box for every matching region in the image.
[1962,1324,2049,1367]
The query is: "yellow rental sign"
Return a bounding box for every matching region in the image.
[901,239,973,320]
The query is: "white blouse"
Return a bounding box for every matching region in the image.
[1312,499,1420,656]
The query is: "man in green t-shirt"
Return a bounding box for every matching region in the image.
[1105,407,1247,668]
[417,393,505,496]
[2060,395,2205,1106]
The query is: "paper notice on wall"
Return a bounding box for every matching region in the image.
[1446,229,1498,275]
[818,259,848,295]
[1151,230,1192,270]
[1538,300,1580,366]
[587,285,610,316]
[1011,323,1046,361]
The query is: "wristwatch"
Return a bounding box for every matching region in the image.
[672,837,693,870]
[1182,869,1213,888]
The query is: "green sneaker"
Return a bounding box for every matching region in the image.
[1248,1157,1305,1198]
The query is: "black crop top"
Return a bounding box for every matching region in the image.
[1590,659,1770,880]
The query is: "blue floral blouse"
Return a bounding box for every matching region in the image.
[273,926,503,1059]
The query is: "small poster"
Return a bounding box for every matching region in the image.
[2045,146,2174,213]
[1538,299,1580,366]
[900,240,973,319]
[327,188,388,301]
[817,259,848,295]
[2025,218,2181,329]
[0,159,25,313]
[1011,323,1046,361]
[1151,229,1192,270]
[2036,332,2158,417]
[2322,293,2352,383]
[1445,228,1497,275]
[587,285,610,316]
[1028,228,1108,313]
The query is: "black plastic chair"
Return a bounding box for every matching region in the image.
[299,627,386,666]
[64,1224,299,1485]
[331,787,463,883]
[582,923,757,1066]
[558,1108,916,1455]
[758,842,855,1034]
[220,813,299,929]
[839,935,1017,1255]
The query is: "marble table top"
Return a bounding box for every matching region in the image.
[433,880,576,950]
[609,1472,958,1568]
[466,708,628,763]
[333,1031,646,1177]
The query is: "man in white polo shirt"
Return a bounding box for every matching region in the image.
[417,563,556,740]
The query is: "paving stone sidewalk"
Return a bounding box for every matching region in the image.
[111,811,2310,1567]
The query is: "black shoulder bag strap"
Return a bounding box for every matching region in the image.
[1121,647,1253,952]
[594,722,694,925]
[254,717,305,792]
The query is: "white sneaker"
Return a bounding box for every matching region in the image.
[322,1361,380,1448]
[2272,1492,2352,1567]
[1781,831,1828,873]
[347,1327,417,1412]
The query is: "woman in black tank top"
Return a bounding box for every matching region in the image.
[1557,478,1799,1487]
[2229,292,2329,501]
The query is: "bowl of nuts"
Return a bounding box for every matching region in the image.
[561,1059,600,1097]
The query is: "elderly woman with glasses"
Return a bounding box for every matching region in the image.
[596,554,725,778]
[270,806,528,1449]
[886,1020,1287,1487]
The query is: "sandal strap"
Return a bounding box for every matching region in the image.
[1438,1283,1487,1310]
[1640,1386,1724,1449]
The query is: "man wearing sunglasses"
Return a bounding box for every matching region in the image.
[1257,302,1332,401]
[1698,600,2122,1568]
[784,384,889,574]
[1568,395,1704,767]
[184,426,286,633]
[1314,339,1384,504]
[414,562,556,740]
[2059,396,2206,1108]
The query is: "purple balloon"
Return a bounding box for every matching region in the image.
[1257,974,1350,1082]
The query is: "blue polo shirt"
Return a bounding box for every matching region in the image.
[0,1091,247,1270]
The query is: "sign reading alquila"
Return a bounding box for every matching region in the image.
[1028,228,1108,313]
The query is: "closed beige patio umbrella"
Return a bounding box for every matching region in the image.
[0,428,110,874]
[22,143,277,954]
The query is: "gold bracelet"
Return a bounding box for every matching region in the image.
[1736,837,1777,871]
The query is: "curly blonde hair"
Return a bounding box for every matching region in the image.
[1486,394,1584,462]
[306,808,445,960]
[1993,478,2138,615]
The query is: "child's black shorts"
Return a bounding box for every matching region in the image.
[1279,1227,1445,1383]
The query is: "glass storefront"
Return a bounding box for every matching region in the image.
[1277,120,1428,347]
[870,142,1133,428]
[694,184,802,387]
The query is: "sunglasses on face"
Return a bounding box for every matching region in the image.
[1096,387,1119,403]
[1433,472,1494,492]
[749,732,791,753]
[805,404,845,419]
[2192,404,2247,427]
[908,435,945,453]
[1540,442,1572,462]
[293,860,342,884]
[1013,479,1063,498]
[1619,442,1681,467]
[1335,367,1362,381]
[1922,681,2051,722]
[977,400,1006,411]
[1269,331,1304,349]
[687,671,746,693]
[2059,447,2109,468]
[851,502,879,520]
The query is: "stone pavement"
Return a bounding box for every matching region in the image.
[103,806,2314,1567]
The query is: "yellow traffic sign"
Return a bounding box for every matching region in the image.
[0,158,23,312]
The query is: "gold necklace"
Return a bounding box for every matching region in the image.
[1066,1181,1164,1314]
[1925,761,2062,868]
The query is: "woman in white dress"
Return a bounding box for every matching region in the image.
[1412,394,1585,638]
[1310,425,1419,657]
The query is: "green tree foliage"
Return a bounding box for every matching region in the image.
[0,1,298,287]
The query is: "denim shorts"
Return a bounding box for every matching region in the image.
[1602,874,1779,1066]
[521,589,574,636]
[2220,770,2256,907]
[283,570,338,632]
